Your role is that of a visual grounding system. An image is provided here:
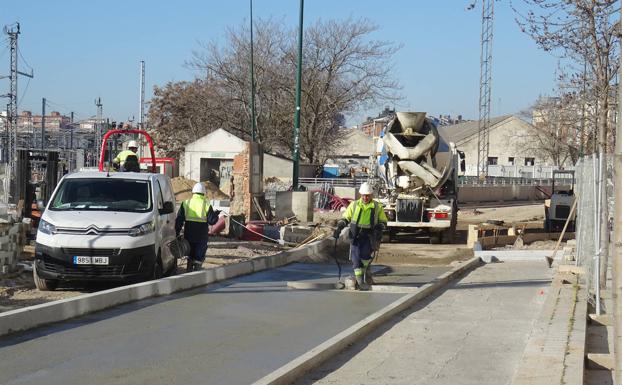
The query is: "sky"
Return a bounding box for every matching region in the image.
[2,0,560,127]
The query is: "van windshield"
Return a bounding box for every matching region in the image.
[49,178,152,212]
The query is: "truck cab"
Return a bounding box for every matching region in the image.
[544,170,575,232]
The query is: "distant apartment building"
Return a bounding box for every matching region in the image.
[360,107,468,137]
[360,106,395,136]
[17,110,71,133]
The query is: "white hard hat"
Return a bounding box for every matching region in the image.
[128,140,138,149]
[192,183,205,195]
[359,182,372,195]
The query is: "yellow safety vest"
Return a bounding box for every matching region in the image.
[343,199,388,229]
[182,194,211,223]
[115,149,137,164]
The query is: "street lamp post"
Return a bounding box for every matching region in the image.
[249,0,257,142]
[292,0,304,189]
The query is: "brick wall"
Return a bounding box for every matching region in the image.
[231,145,251,219]
[0,221,29,275]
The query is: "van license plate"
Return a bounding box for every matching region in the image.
[73,256,109,265]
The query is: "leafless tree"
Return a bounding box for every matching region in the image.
[512,0,619,288]
[148,17,401,163]
[512,0,619,153]
[518,94,580,166]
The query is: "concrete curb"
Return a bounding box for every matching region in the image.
[252,256,483,385]
[475,249,560,263]
[0,238,333,337]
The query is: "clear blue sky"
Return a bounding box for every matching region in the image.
[3,0,558,126]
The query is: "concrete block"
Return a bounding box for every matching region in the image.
[467,225,479,249]
[333,186,357,200]
[275,191,314,222]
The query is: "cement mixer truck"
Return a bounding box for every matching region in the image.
[372,112,463,243]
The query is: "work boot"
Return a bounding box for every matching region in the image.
[193,260,204,271]
[186,259,195,272]
[354,268,369,291]
[355,275,370,291]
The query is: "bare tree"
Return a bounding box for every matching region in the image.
[512,0,619,287]
[147,79,222,158]
[149,17,401,164]
[519,95,580,166]
[512,0,619,152]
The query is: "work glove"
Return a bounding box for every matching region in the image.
[373,223,386,241]
[333,220,347,239]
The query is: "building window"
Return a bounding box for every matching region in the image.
[508,157,515,165]
[524,157,535,166]
[487,157,498,165]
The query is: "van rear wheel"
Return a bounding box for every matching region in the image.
[33,262,58,291]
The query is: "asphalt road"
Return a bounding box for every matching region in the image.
[0,263,448,385]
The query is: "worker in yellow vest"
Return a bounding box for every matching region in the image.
[112,140,139,171]
[333,182,387,290]
[175,183,221,271]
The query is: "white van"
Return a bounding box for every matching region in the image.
[34,171,178,290]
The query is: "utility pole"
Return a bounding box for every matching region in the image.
[249,0,257,142]
[292,0,304,190]
[70,111,74,150]
[3,22,33,203]
[474,0,494,179]
[95,98,103,162]
[614,5,622,381]
[139,61,145,130]
[41,98,45,150]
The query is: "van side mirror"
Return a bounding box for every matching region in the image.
[159,201,174,215]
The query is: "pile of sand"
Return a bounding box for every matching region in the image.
[171,176,229,202]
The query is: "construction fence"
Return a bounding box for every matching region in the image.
[574,154,613,314]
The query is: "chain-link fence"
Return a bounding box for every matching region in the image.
[575,154,613,313]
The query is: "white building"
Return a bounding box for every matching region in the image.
[183,128,315,189]
[438,115,570,178]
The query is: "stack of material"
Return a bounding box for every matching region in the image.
[171,176,229,202]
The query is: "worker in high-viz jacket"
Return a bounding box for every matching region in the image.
[176,183,220,272]
[334,182,387,290]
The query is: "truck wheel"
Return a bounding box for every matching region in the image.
[33,262,58,291]
[441,229,455,244]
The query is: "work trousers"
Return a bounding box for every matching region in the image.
[349,233,372,270]
[188,240,209,263]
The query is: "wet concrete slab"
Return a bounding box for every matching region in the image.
[0,263,445,385]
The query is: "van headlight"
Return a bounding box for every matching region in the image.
[128,221,155,237]
[39,219,56,235]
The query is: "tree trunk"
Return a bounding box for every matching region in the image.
[614,8,622,378]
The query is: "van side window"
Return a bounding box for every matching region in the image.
[155,180,164,210]
[159,176,174,203]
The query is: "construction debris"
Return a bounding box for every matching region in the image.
[171,176,229,202]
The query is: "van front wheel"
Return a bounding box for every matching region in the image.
[33,262,58,291]
[151,254,163,280]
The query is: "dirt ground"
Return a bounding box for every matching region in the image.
[457,203,544,229]
[0,204,550,313]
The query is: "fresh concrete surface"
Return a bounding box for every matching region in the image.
[0,238,333,337]
[254,258,480,385]
[0,260,471,385]
[293,261,553,385]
